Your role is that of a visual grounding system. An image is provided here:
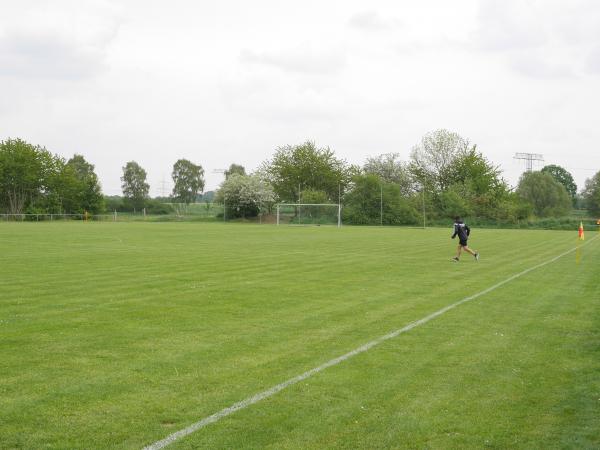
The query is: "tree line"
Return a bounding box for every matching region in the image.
[2,133,600,223]
[0,138,207,215]
[219,130,599,223]
[0,139,103,215]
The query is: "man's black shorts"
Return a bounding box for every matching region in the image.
[459,239,468,247]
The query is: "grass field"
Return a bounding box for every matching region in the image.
[1,222,599,449]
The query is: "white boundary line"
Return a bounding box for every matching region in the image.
[143,235,598,450]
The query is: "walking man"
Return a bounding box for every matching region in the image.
[452,216,479,262]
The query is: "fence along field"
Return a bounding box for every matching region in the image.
[0,203,224,222]
[1,222,599,449]
[0,202,342,224]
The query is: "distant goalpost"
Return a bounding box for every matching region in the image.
[276,203,341,227]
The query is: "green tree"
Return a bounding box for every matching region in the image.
[439,184,474,219]
[300,189,328,204]
[225,163,246,178]
[517,171,572,217]
[171,159,205,204]
[65,154,104,213]
[409,129,472,193]
[343,174,419,225]
[104,195,125,212]
[446,148,506,197]
[44,159,79,213]
[39,155,104,214]
[121,161,149,211]
[215,174,275,219]
[441,147,514,220]
[0,138,55,214]
[263,141,351,202]
[582,171,600,215]
[541,165,577,205]
[363,152,413,196]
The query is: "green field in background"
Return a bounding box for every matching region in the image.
[1,222,599,449]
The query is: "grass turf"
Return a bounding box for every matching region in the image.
[1,222,599,449]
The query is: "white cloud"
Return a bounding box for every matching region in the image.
[585,46,600,74]
[551,0,600,45]
[471,0,546,52]
[218,69,348,125]
[0,0,121,80]
[0,30,107,80]
[239,44,347,75]
[509,53,574,80]
[469,0,600,79]
[347,11,401,32]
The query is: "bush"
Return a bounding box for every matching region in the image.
[342,174,420,225]
[517,172,572,217]
[144,199,173,215]
[215,174,276,219]
[439,185,473,218]
[104,196,125,212]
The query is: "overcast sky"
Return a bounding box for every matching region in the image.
[2,0,600,196]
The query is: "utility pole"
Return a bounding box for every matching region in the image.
[416,182,426,229]
[213,169,227,221]
[380,182,383,226]
[338,183,341,228]
[422,186,426,229]
[514,153,544,172]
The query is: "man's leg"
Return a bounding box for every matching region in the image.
[463,245,476,256]
[463,245,479,260]
[454,245,462,260]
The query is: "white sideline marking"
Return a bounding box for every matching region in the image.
[143,236,598,450]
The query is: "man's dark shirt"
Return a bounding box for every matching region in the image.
[452,221,470,242]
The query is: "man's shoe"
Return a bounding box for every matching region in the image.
[452,257,459,262]
[474,253,480,261]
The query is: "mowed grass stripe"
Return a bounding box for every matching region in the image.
[1,223,596,449]
[144,235,598,449]
[168,234,600,449]
[3,226,449,322]
[0,227,580,356]
[0,225,562,292]
[1,225,582,355]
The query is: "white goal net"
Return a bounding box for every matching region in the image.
[276,203,341,227]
